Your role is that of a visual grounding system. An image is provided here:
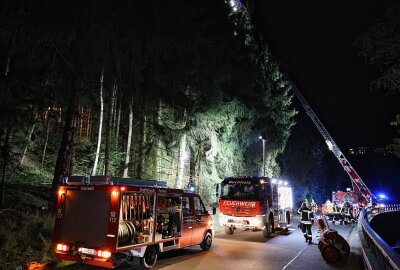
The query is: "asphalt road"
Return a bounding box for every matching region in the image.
[63,216,363,270]
[154,218,362,270]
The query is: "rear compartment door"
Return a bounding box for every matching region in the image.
[61,189,110,248]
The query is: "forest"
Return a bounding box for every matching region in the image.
[0,1,297,266]
[2,0,398,267]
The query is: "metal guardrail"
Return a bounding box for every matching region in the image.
[360,206,400,270]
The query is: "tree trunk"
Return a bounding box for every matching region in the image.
[20,113,38,166]
[40,109,51,171]
[157,100,162,180]
[104,81,115,177]
[1,29,17,206]
[115,104,121,142]
[196,141,203,195]
[123,101,133,178]
[112,86,117,137]
[0,119,13,207]
[176,134,187,189]
[136,113,145,178]
[92,69,104,175]
[51,85,80,212]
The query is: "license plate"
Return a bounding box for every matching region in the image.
[80,248,96,255]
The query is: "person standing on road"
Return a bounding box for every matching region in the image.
[332,201,342,224]
[311,199,318,217]
[341,202,354,224]
[297,202,314,244]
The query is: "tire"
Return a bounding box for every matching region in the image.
[263,218,273,238]
[263,225,271,238]
[200,232,213,251]
[286,210,291,224]
[225,226,234,235]
[270,215,275,233]
[139,246,158,269]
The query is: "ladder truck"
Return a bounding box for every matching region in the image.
[225,0,373,211]
[291,83,373,210]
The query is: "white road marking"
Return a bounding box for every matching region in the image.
[281,244,308,270]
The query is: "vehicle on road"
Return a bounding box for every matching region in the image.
[216,176,292,238]
[52,176,213,269]
[322,190,360,220]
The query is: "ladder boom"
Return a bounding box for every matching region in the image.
[223,0,373,205]
[291,83,373,204]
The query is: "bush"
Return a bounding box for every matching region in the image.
[0,210,55,268]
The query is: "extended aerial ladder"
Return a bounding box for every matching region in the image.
[291,83,373,205]
[226,0,373,205]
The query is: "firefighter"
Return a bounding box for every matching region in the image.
[311,199,318,217]
[297,202,314,244]
[332,201,342,224]
[341,202,354,224]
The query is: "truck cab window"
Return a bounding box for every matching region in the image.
[194,196,206,215]
[182,196,192,215]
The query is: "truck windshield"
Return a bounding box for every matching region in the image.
[221,182,259,200]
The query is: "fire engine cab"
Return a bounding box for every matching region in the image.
[52,176,214,269]
[216,176,293,238]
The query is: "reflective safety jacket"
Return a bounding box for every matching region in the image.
[342,204,353,216]
[297,206,314,225]
[332,204,341,214]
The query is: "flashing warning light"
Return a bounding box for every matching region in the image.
[378,194,387,199]
[97,250,112,258]
[271,179,277,184]
[58,189,65,196]
[121,187,126,191]
[56,244,70,252]
[111,190,119,197]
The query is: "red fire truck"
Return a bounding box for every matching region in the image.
[52,176,214,269]
[321,190,360,218]
[216,176,293,238]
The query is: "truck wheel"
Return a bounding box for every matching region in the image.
[263,222,272,238]
[263,227,269,238]
[225,226,234,235]
[140,246,158,269]
[286,210,291,224]
[200,232,213,250]
[263,216,274,238]
[270,216,275,233]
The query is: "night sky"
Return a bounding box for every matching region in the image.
[251,0,400,200]
[253,0,400,149]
